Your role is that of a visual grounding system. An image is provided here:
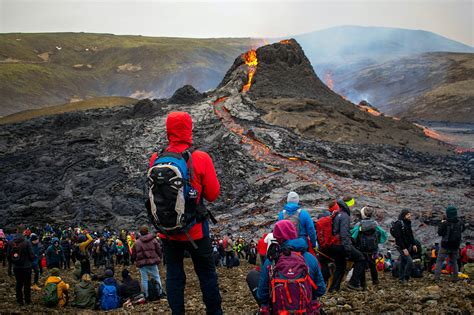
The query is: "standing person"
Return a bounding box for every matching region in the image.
[75,232,93,277]
[434,206,465,281]
[391,209,418,284]
[277,191,317,250]
[61,237,72,269]
[7,226,35,306]
[257,233,268,266]
[147,111,222,314]
[351,207,387,288]
[0,229,6,267]
[224,233,234,268]
[132,225,164,299]
[45,238,65,269]
[328,198,366,291]
[30,233,43,291]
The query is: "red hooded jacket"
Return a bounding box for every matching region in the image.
[257,233,268,256]
[149,112,220,241]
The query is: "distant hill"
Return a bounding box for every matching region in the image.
[0,96,136,125]
[333,52,474,123]
[0,33,258,116]
[293,25,474,75]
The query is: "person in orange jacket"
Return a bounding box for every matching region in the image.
[44,268,70,307]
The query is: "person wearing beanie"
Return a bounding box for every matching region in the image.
[246,220,326,311]
[391,209,418,284]
[29,233,43,291]
[434,206,465,281]
[72,273,96,309]
[119,269,142,301]
[44,267,70,307]
[350,207,388,287]
[277,191,317,250]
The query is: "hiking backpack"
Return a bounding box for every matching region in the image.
[444,221,463,250]
[357,219,379,253]
[282,209,301,234]
[147,278,160,301]
[315,212,340,250]
[269,251,319,315]
[100,284,120,310]
[0,240,4,250]
[390,220,402,239]
[43,282,59,307]
[146,150,199,235]
[10,241,22,262]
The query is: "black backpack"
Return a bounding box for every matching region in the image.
[10,241,23,262]
[147,278,160,301]
[444,221,463,249]
[357,219,379,253]
[390,220,402,239]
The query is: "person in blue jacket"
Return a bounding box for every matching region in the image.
[246,220,326,312]
[277,191,317,250]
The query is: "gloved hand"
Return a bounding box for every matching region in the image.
[259,305,270,315]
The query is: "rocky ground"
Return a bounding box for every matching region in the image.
[0,260,472,314]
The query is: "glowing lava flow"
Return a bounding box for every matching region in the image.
[242,50,258,93]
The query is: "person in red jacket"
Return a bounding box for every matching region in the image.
[460,242,474,265]
[256,233,268,266]
[149,111,222,315]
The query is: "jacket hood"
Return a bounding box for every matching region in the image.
[283,202,300,214]
[337,200,351,216]
[13,234,25,243]
[47,276,62,284]
[79,281,93,289]
[166,112,192,148]
[52,237,60,244]
[273,220,297,244]
[447,217,459,223]
[282,237,308,252]
[140,233,155,243]
[104,277,117,285]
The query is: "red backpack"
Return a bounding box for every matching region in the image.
[315,212,341,250]
[0,240,5,250]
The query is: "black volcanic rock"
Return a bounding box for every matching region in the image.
[168,85,204,104]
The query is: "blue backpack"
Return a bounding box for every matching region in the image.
[100,284,120,310]
[146,151,199,235]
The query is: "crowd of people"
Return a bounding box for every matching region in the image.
[1,111,472,314]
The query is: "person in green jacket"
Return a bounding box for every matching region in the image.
[351,207,387,288]
[72,273,96,309]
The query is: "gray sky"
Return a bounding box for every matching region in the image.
[1,0,473,46]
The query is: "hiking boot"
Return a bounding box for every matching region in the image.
[347,283,363,291]
[31,284,41,291]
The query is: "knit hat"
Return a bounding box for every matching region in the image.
[446,206,458,219]
[287,192,299,204]
[360,207,374,219]
[30,233,39,242]
[273,220,297,244]
[105,269,114,278]
[50,268,60,276]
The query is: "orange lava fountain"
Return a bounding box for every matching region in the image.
[242,50,258,93]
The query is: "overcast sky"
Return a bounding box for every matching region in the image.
[1,0,472,46]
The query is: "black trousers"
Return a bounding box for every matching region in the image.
[14,267,32,304]
[246,269,261,306]
[163,237,223,315]
[360,253,378,286]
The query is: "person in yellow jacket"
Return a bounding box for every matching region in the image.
[44,268,70,307]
